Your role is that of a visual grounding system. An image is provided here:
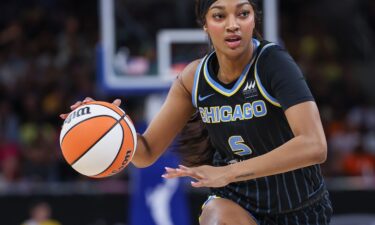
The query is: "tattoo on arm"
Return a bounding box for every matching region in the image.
[235,172,255,180]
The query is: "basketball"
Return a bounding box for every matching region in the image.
[59,101,137,178]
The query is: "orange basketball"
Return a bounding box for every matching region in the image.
[59,101,137,178]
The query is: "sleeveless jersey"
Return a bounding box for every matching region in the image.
[191,39,327,214]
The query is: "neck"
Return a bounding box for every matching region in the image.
[216,44,254,84]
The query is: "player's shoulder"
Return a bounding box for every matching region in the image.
[177,58,203,94]
[257,41,291,63]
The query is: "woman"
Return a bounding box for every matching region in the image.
[61,0,332,224]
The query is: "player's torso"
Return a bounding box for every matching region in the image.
[192,39,325,213]
[193,41,293,165]
[192,40,328,214]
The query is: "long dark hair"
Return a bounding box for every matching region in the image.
[175,111,214,167]
[175,0,263,167]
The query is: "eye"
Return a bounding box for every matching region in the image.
[239,10,250,18]
[212,13,225,20]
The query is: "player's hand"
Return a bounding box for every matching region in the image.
[162,165,232,188]
[59,97,121,119]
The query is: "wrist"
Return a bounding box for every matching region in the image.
[227,161,256,182]
[225,164,237,183]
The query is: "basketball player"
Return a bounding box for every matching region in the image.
[61,0,332,224]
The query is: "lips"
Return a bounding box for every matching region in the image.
[225,35,242,49]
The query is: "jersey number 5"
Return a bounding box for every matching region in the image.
[228,136,252,156]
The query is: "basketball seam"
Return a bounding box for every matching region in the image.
[61,103,123,144]
[61,115,115,145]
[89,103,125,117]
[70,114,126,166]
[93,117,129,177]
[125,116,137,159]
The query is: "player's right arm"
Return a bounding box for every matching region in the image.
[133,60,199,167]
[60,60,199,168]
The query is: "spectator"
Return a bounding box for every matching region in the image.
[21,201,61,225]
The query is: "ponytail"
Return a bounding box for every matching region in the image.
[174,111,214,167]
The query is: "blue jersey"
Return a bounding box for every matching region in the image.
[192,39,328,214]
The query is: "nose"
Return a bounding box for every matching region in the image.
[226,15,239,32]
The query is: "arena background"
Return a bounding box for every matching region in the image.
[0,0,375,224]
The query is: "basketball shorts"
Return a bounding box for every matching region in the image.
[201,191,332,225]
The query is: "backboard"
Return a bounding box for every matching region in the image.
[98,0,209,94]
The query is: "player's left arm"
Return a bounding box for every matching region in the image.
[163,101,326,187]
[226,100,327,183]
[226,45,328,183]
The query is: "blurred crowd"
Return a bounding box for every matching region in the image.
[0,0,100,189]
[281,0,375,179]
[0,0,375,192]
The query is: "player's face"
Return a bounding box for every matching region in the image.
[204,0,255,58]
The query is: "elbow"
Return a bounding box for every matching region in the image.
[132,161,153,168]
[311,138,327,164]
[131,156,158,168]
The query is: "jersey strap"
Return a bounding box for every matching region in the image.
[192,54,209,108]
[254,43,282,107]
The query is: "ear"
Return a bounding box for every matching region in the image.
[203,25,208,32]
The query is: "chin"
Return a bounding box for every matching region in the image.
[224,47,247,59]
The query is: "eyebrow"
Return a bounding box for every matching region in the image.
[209,2,251,10]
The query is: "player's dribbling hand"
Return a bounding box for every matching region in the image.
[162,165,232,188]
[59,97,121,119]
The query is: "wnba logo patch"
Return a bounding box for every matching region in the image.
[243,81,258,99]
